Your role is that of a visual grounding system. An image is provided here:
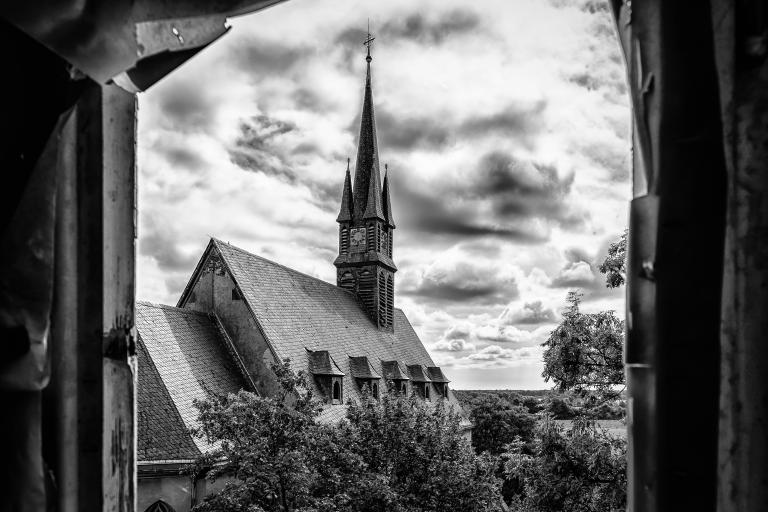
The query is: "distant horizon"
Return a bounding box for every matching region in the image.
[137,0,630,389]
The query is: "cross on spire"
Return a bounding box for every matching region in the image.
[364,20,375,62]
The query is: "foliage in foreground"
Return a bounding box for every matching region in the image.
[503,417,627,512]
[190,361,501,512]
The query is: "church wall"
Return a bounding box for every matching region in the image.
[183,251,281,397]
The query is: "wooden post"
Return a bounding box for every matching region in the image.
[711,2,768,511]
[611,2,727,510]
[49,80,137,512]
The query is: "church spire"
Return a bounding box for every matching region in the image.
[382,164,395,228]
[352,28,385,222]
[337,158,353,222]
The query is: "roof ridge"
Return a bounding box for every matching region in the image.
[212,238,358,297]
[136,301,211,316]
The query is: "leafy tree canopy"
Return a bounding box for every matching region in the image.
[190,360,502,512]
[542,292,625,402]
[466,394,537,456]
[503,417,627,512]
[598,230,627,288]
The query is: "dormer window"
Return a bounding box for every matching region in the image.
[382,360,411,395]
[407,364,433,400]
[307,349,345,405]
[349,356,382,400]
[427,366,450,400]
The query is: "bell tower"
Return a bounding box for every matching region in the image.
[334,30,396,331]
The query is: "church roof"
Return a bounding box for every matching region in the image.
[136,333,200,462]
[136,302,249,462]
[179,239,463,422]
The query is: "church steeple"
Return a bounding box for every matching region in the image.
[382,164,395,228]
[352,39,385,222]
[334,27,396,331]
[337,159,353,222]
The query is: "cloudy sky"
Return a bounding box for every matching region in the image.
[137,0,630,390]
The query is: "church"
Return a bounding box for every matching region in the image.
[135,42,468,512]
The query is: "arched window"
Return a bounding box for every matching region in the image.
[333,381,341,401]
[401,381,407,394]
[145,501,175,512]
[372,382,379,399]
[425,385,431,401]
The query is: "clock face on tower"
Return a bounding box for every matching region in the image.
[350,227,367,253]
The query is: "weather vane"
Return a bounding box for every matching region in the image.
[364,19,375,60]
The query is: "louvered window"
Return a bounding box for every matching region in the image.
[378,273,387,326]
[339,270,355,291]
[367,224,375,251]
[340,227,349,253]
[386,275,394,326]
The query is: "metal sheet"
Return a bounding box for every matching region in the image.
[0,0,288,85]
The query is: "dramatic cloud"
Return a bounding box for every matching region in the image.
[394,177,550,243]
[229,115,300,183]
[551,260,596,288]
[468,151,585,228]
[137,0,631,389]
[500,301,557,325]
[380,9,481,45]
[432,338,476,352]
[373,101,546,152]
[400,258,519,305]
[229,37,307,74]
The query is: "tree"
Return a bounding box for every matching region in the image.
[545,395,576,420]
[503,417,626,512]
[191,360,502,512]
[468,394,537,456]
[598,230,627,288]
[343,389,502,512]
[190,360,378,512]
[542,292,625,402]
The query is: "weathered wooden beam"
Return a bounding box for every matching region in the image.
[49,81,137,512]
[711,1,768,511]
[612,1,727,510]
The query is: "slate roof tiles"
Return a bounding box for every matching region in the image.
[136,302,247,461]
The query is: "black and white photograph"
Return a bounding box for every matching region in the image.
[1,1,766,511]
